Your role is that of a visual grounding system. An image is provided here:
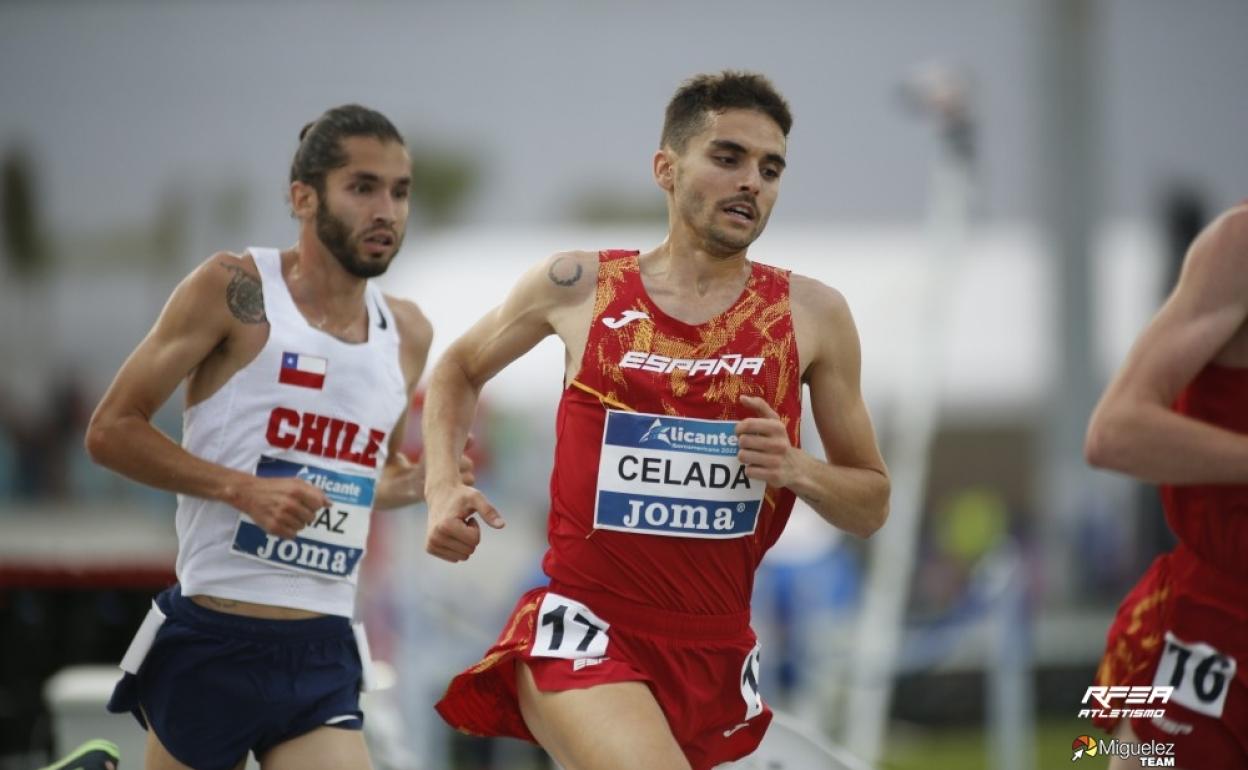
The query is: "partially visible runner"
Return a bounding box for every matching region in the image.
[423,71,890,770]
[1086,203,1248,769]
[86,105,467,770]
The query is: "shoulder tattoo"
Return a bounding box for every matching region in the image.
[547,256,583,287]
[222,264,266,324]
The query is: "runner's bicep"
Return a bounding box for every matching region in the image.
[93,267,234,423]
[803,292,885,473]
[447,265,561,386]
[807,356,885,474]
[1107,211,1248,408]
[444,311,547,389]
[1101,278,1248,411]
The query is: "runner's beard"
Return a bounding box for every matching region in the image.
[315,200,401,278]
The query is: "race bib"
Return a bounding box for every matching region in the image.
[231,455,374,580]
[594,410,765,539]
[1152,631,1237,718]
[531,592,611,660]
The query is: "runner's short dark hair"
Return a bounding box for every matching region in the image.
[661,71,792,153]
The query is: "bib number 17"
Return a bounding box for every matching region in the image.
[532,592,611,660]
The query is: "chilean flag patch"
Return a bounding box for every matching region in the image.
[279,352,327,389]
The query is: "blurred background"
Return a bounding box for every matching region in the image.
[2,1,1246,768]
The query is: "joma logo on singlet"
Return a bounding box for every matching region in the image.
[621,500,743,531]
[619,351,764,376]
[265,407,385,469]
[253,535,351,574]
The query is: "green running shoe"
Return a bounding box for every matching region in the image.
[39,739,120,770]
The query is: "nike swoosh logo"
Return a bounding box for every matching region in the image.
[375,300,388,330]
[324,714,359,726]
[602,310,649,329]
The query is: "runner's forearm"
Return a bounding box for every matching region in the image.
[422,352,482,493]
[373,449,425,509]
[85,413,253,507]
[1087,401,1248,484]
[786,452,889,538]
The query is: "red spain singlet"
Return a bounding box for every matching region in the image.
[1162,363,1248,580]
[1092,363,1248,766]
[541,250,803,616]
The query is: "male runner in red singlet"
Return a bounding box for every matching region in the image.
[1086,203,1248,769]
[422,72,890,770]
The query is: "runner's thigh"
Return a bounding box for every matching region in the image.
[517,659,691,770]
[259,726,372,770]
[144,729,245,770]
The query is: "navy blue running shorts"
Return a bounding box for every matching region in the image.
[108,585,364,770]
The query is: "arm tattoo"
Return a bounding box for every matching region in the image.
[547,257,583,287]
[223,264,267,324]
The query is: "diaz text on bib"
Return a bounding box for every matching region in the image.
[231,455,374,579]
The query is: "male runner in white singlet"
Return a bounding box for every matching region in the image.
[86,105,468,770]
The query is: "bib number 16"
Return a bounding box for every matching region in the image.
[1151,631,1236,718]
[532,592,611,660]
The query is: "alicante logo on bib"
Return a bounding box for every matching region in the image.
[639,417,740,455]
[594,410,764,539]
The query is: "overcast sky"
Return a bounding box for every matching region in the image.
[2,0,1246,253]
